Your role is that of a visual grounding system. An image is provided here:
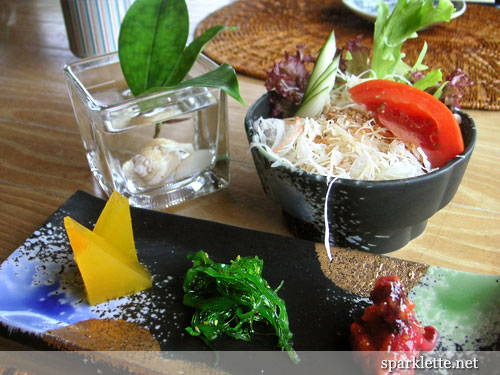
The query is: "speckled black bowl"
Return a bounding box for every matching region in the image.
[244,93,477,254]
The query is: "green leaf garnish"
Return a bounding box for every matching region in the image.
[118,0,244,105]
[371,0,455,79]
[118,0,188,96]
[411,41,429,72]
[413,68,443,91]
[143,63,245,106]
[163,25,235,86]
[183,251,299,364]
[433,80,448,100]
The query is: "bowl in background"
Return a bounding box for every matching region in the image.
[244,93,476,254]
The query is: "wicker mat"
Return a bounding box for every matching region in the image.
[195,0,500,110]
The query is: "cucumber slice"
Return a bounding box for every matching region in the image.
[305,55,340,98]
[297,56,340,118]
[304,30,337,97]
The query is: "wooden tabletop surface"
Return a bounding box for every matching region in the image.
[0,0,499,351]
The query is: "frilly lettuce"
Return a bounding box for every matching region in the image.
[372,0,455,79]
[264,45,316,117]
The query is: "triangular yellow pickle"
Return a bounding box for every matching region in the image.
[63,191,152,306]
[93,191,138,265]
[64,216,152,306]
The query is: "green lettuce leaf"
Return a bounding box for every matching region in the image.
[413,68,443,91]
[371,0,455,79]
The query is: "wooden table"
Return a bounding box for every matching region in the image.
[0,0,499,351]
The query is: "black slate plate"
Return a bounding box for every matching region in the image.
[0,191,369,351]
[0,191,499,373]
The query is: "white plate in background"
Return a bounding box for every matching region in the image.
[342,0,466,23]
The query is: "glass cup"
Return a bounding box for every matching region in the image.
[63,52,229,209]
[60,0,135,58]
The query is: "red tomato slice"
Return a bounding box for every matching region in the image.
[349,80,464,169]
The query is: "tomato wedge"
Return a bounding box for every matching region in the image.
[349,80,464,168]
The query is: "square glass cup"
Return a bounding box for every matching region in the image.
[63,52,229,209]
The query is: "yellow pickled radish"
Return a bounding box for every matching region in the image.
[63,192,152,305]
[93,191,138,265]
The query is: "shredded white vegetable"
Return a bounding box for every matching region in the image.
[324,176,339,261]
[251,88,435,259]
[251,93,432,181]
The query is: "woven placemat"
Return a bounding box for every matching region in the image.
[195,0,500,110]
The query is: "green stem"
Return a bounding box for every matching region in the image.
[153,122,162,138]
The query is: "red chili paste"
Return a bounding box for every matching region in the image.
[350,275,438,374]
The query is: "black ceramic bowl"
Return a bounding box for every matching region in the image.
[244,93,477,254]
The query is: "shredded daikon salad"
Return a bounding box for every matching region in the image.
[253,0,463,260]
[251,87,434,261]
[251,89,433,181]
